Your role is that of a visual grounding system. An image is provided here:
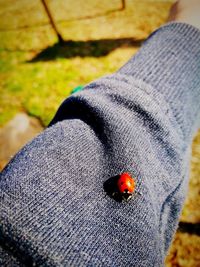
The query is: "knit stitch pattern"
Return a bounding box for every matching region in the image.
[0,22,200,266]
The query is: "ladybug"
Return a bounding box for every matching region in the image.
[117,173,135,201]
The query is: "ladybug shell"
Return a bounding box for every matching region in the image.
[117,173,135,194]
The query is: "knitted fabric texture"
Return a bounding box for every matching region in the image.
[0,22,200,266]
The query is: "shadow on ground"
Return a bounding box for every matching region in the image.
[177,222,200,236]
[29,38,143,62]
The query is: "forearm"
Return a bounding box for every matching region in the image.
[117,22,200,143]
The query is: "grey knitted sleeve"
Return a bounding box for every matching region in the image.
[0,22,200,267]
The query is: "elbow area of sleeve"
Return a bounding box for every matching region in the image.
[0,75,188,266]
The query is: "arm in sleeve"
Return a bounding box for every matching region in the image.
[0,22,200,267]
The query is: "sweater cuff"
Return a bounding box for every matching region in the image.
[118,22,200,141]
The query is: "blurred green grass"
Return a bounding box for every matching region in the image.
[0,45,138,127]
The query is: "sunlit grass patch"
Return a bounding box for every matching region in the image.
[0,46,138,127]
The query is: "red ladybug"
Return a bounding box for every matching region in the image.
[117,173,135,201]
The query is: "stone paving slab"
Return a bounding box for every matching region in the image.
[47,0,122,21]
[57,0,172,41]
[0,0,57,50]
[0,0,173,50]
[0,0,48,29]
